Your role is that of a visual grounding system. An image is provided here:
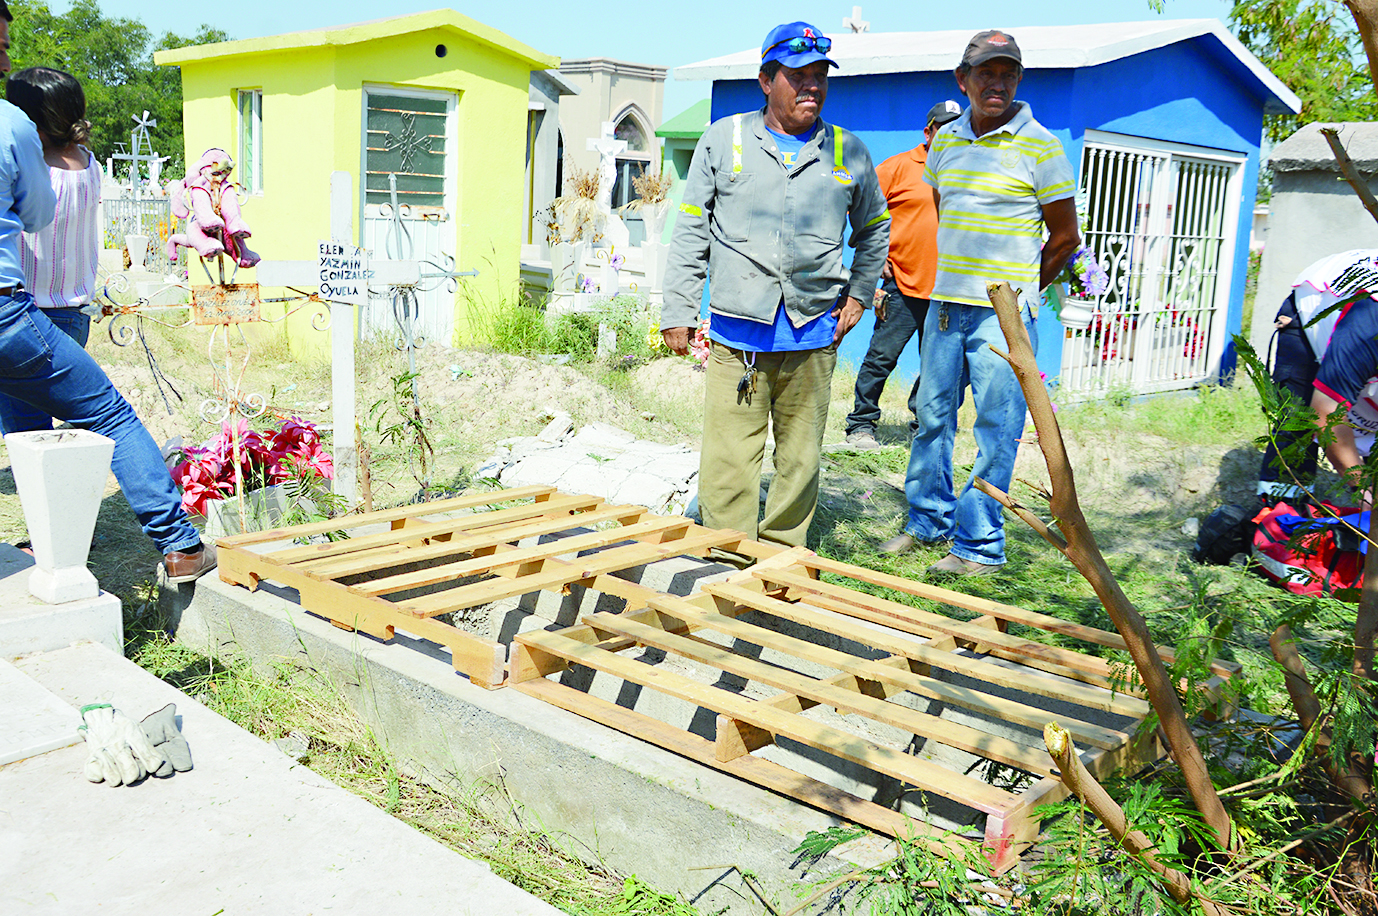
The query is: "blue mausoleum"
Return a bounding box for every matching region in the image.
[675,19,1300,400]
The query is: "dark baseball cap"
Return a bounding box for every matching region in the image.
[760,21,839,70]
[926,100,962,128]
[961,30,1022,68]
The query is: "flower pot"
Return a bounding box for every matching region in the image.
[196,484,293,540]
[641,201,669,244]
[5,429,115,603]
[1059,298,1096,331]
[549,242,587,293]
[124,233,150,270]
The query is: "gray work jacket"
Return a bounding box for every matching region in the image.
[661,108,890,332]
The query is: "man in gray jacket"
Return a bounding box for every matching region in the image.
[661,21,889,555]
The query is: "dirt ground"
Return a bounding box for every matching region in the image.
[0,308,1266,605]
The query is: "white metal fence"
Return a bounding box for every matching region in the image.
[1058,132,1244,401]
[102,196,173,275]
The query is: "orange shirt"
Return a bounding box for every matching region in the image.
[875,144,939,299]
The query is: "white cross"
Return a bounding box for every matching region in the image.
[255,171,476,507]
[843,5,869,32]
[587,121,628,214]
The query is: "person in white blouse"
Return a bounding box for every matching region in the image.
[0,66,102,434]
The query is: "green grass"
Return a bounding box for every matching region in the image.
[1056,377,1266,447]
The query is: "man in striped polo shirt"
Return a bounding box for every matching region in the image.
[880,30,1080,576]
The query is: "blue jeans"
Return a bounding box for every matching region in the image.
[0,308,90,434]
[845,288,929,437]
[903,301,1035,566]
[0,292,199,555]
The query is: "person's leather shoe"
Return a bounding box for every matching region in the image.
[163,543,218,585]
[926,552,998,577]
[878,533,918,555]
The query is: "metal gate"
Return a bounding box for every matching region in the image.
[359,87,457,346]
[1059,132,1244,400]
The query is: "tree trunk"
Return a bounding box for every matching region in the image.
[1345,1,1378,97]
[984,280,1233,850]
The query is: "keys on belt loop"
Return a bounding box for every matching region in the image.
[737,352,758,397]
[938,302,950,332]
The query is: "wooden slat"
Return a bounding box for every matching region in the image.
[513,627,1018,815]
[219,547,506,686]
[299,503,652,579]
[263,493,607,566]
[214,485,557,549]
[761,569,1122,689]
[397,529,739,618]
[708,580,1149,721]
[355,516,692,598]
[801,553,1239,678]
[512,676,964,856]
[585,611,1057,776]
[631,595,1127,751]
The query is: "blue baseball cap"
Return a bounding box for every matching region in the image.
[760,22,839,70]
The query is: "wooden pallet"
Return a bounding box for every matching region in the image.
[215,487,1238,873]
[213,486,780,688]
[508,544,1238,875]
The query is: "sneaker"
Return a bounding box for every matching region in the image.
[163,543,218,585]
[845,429,881,450]
[926,552,998,577]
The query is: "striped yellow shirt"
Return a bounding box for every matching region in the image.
[923,102,1074,308]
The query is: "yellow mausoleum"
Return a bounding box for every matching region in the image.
[156,9,558,352]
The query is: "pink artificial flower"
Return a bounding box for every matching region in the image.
[171,416,335,511]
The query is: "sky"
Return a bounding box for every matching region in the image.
[66,0,1233,118]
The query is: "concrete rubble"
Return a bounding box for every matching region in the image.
[476,415,699,514]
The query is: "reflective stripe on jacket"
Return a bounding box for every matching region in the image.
[661,107,890,331]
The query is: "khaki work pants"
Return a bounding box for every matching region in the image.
[699,340,837,554]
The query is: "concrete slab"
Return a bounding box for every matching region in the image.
[1,641,565,916]
[0,657,81,765]
[167,575,894,915]
[0,544,122,659]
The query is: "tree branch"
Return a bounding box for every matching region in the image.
[971,477,1069,551]
[986,280,1233,850]
[1320,126,1378,226]
[1045,723,1223,914]
[1270,625,1374,805]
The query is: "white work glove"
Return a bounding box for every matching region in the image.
[140,703,193,777]
[79,704,167,786]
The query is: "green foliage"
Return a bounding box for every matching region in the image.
[9,0,230,170]
[602,876,697,916]
[547,295,663,364]
[1229,0,1378,143]
[1030,785,1210,916]
[278,461,350,543]
[791,826,866,866]
[487,295,555,355]
[484,292,668,366]
[369,370,434,493]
